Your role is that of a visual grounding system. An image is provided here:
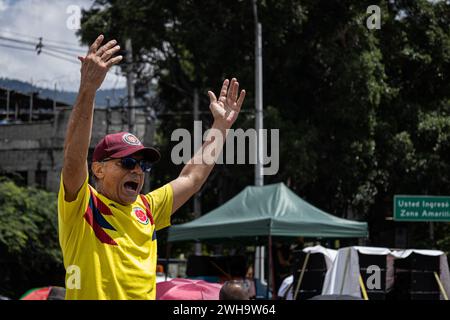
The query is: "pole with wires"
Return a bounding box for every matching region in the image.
[253,0,267,294]
[6,89,10,121]
[125,38,136,133]
[193,88,202,256]
[29,92,33,123]
[0,33,84,64]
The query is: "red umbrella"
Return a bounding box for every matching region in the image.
[156,278,223,300]
[20,287,52,300]
[20,286,66,300]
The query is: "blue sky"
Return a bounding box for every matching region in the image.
[0,0,126,91]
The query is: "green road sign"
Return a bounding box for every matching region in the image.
[394,195,450,221]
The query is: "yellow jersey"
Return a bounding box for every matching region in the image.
[58,174,173,300]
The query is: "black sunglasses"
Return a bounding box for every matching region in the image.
[102,157,152,173]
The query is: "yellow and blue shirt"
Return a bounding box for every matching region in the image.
[58,174,173,300]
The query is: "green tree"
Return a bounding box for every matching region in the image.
[0,179,63,298]
[370,0,450,247]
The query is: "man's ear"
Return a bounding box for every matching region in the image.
[91,162,105,180]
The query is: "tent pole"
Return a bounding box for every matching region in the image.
[434,271,449,300]
[268,235,277,299]
[294,252,310,300]
[265,242,269,299]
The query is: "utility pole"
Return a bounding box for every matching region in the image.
[254,1,264,187]
[29,92,34,123]
[193,88,202,256]
[253,0,267,291]
[53,82,57,122]
[6,89,10,121]
[105,96,111,134]
[51,83,58,135]
[430,222,435,247]
[126,38,136,133]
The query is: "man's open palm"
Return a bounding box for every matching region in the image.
[78,35,123,92]
[208,78,246,128]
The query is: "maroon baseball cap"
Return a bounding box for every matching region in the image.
[92,132,161,163]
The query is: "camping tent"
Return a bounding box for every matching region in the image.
[167,183,368,299]
[322,247,450,300]
[278,245,338,300]
[168,183,368,242]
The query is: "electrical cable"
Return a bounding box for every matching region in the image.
[0,42,36,52]
[43,42,85,54]
[40,49,79,64]
[0,28,40,40]
[0,35,36,46]
[0,34,85,54]
[0,28,83,48]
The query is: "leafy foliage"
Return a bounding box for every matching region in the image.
[0,179,63,298]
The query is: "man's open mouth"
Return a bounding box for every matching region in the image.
[124,181,139,192]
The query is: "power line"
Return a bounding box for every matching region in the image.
[0,35,36,46]
[0,35,43,55]
[44,43,85,54]
[0,42,36,53]
[0,32,123,67]
[0,28,40,41]
[0,28,84,49]
[0,41,79,65]
[40,37,84,48]
[0,33,85,55]
[40,50,79,65]
[0,35,82,59]
[45,46,79,59]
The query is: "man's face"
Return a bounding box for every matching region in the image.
[93,154,145,205]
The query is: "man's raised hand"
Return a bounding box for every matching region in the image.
[78,35,123,92]
[207,78,246,128]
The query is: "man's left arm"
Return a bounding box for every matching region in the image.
[169,78,246,214]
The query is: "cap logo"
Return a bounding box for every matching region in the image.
[122,133,142,146]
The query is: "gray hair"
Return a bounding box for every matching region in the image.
[219,280,250,300]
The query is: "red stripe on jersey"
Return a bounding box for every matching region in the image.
[140,195,154,225]
[84,205,118,246]
[89,186,113,215]
[84,187,117,245]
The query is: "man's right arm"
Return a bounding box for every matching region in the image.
[62,34,122,201]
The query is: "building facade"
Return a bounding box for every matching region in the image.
[0,87,155,193]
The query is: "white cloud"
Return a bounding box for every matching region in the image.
[0,0,126,91]
[0,0,8,12]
